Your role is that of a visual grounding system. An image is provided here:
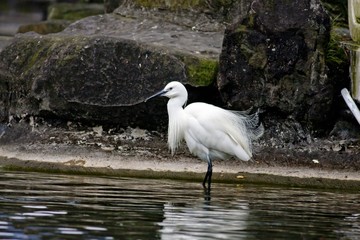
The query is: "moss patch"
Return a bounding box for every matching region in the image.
[326,28,348,65]
[181,56,218,86]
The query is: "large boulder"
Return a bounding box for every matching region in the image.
[217,0,331,128]
[0,9,223,129]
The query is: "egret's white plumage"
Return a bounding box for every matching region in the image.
[146,81,264,189]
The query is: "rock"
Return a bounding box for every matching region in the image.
[0,36,12,52]
[0,11,223,129]
[330,119,360,139]
[104,0,121,13]
[47,3,105,21]
[17,20,71,35]
[217,0,331,128]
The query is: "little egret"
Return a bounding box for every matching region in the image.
[145,81,264,189]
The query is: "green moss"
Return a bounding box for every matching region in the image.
[235,24,247,33]
[321,0,348,28]
[26,49,42,71]
[17,36,85,87]
[248,44,267,69]
[326,28,347,65]
[182,56,218,86]
[321,1,350,62]
[21,41,50,75]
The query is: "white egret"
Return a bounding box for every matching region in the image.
[146,81,264,189]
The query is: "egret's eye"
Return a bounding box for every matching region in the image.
[169,87,173,91]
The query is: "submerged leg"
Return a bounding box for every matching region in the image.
[202,157,213,190]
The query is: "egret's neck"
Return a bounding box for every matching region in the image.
[166,97,187,155]
[167,97,186,116]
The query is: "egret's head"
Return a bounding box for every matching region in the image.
[145,81,188,103]
[161,81,187,99]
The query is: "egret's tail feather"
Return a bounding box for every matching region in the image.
[250,123,264,140]
[246,110,264,140]
[231,108,264,141]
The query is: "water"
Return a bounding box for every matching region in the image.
[0,170,359,239]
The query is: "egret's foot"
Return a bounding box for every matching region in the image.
[203,187,211,201]
[202,160,213,189]
[202,178,211,201]
[202,180,211,191]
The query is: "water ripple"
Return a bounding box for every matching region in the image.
[0,171,358,239]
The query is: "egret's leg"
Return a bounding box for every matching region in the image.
[202,157,213,189]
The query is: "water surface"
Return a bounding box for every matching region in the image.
[0,170,359,239]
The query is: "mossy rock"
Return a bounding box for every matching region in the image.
[0,11,223,128]
[17,20,72,35]
[47,3,104,21]
[218,0,332,128]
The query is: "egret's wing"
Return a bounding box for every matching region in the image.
[183,114,246,160]
[184,103,256,157]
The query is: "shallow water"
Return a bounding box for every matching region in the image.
[0,170,359,240]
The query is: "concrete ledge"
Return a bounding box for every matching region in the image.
[1,144,359,191]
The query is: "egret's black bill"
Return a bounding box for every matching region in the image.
[144,89,166,102]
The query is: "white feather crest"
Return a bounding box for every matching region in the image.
[167,112,185,155]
